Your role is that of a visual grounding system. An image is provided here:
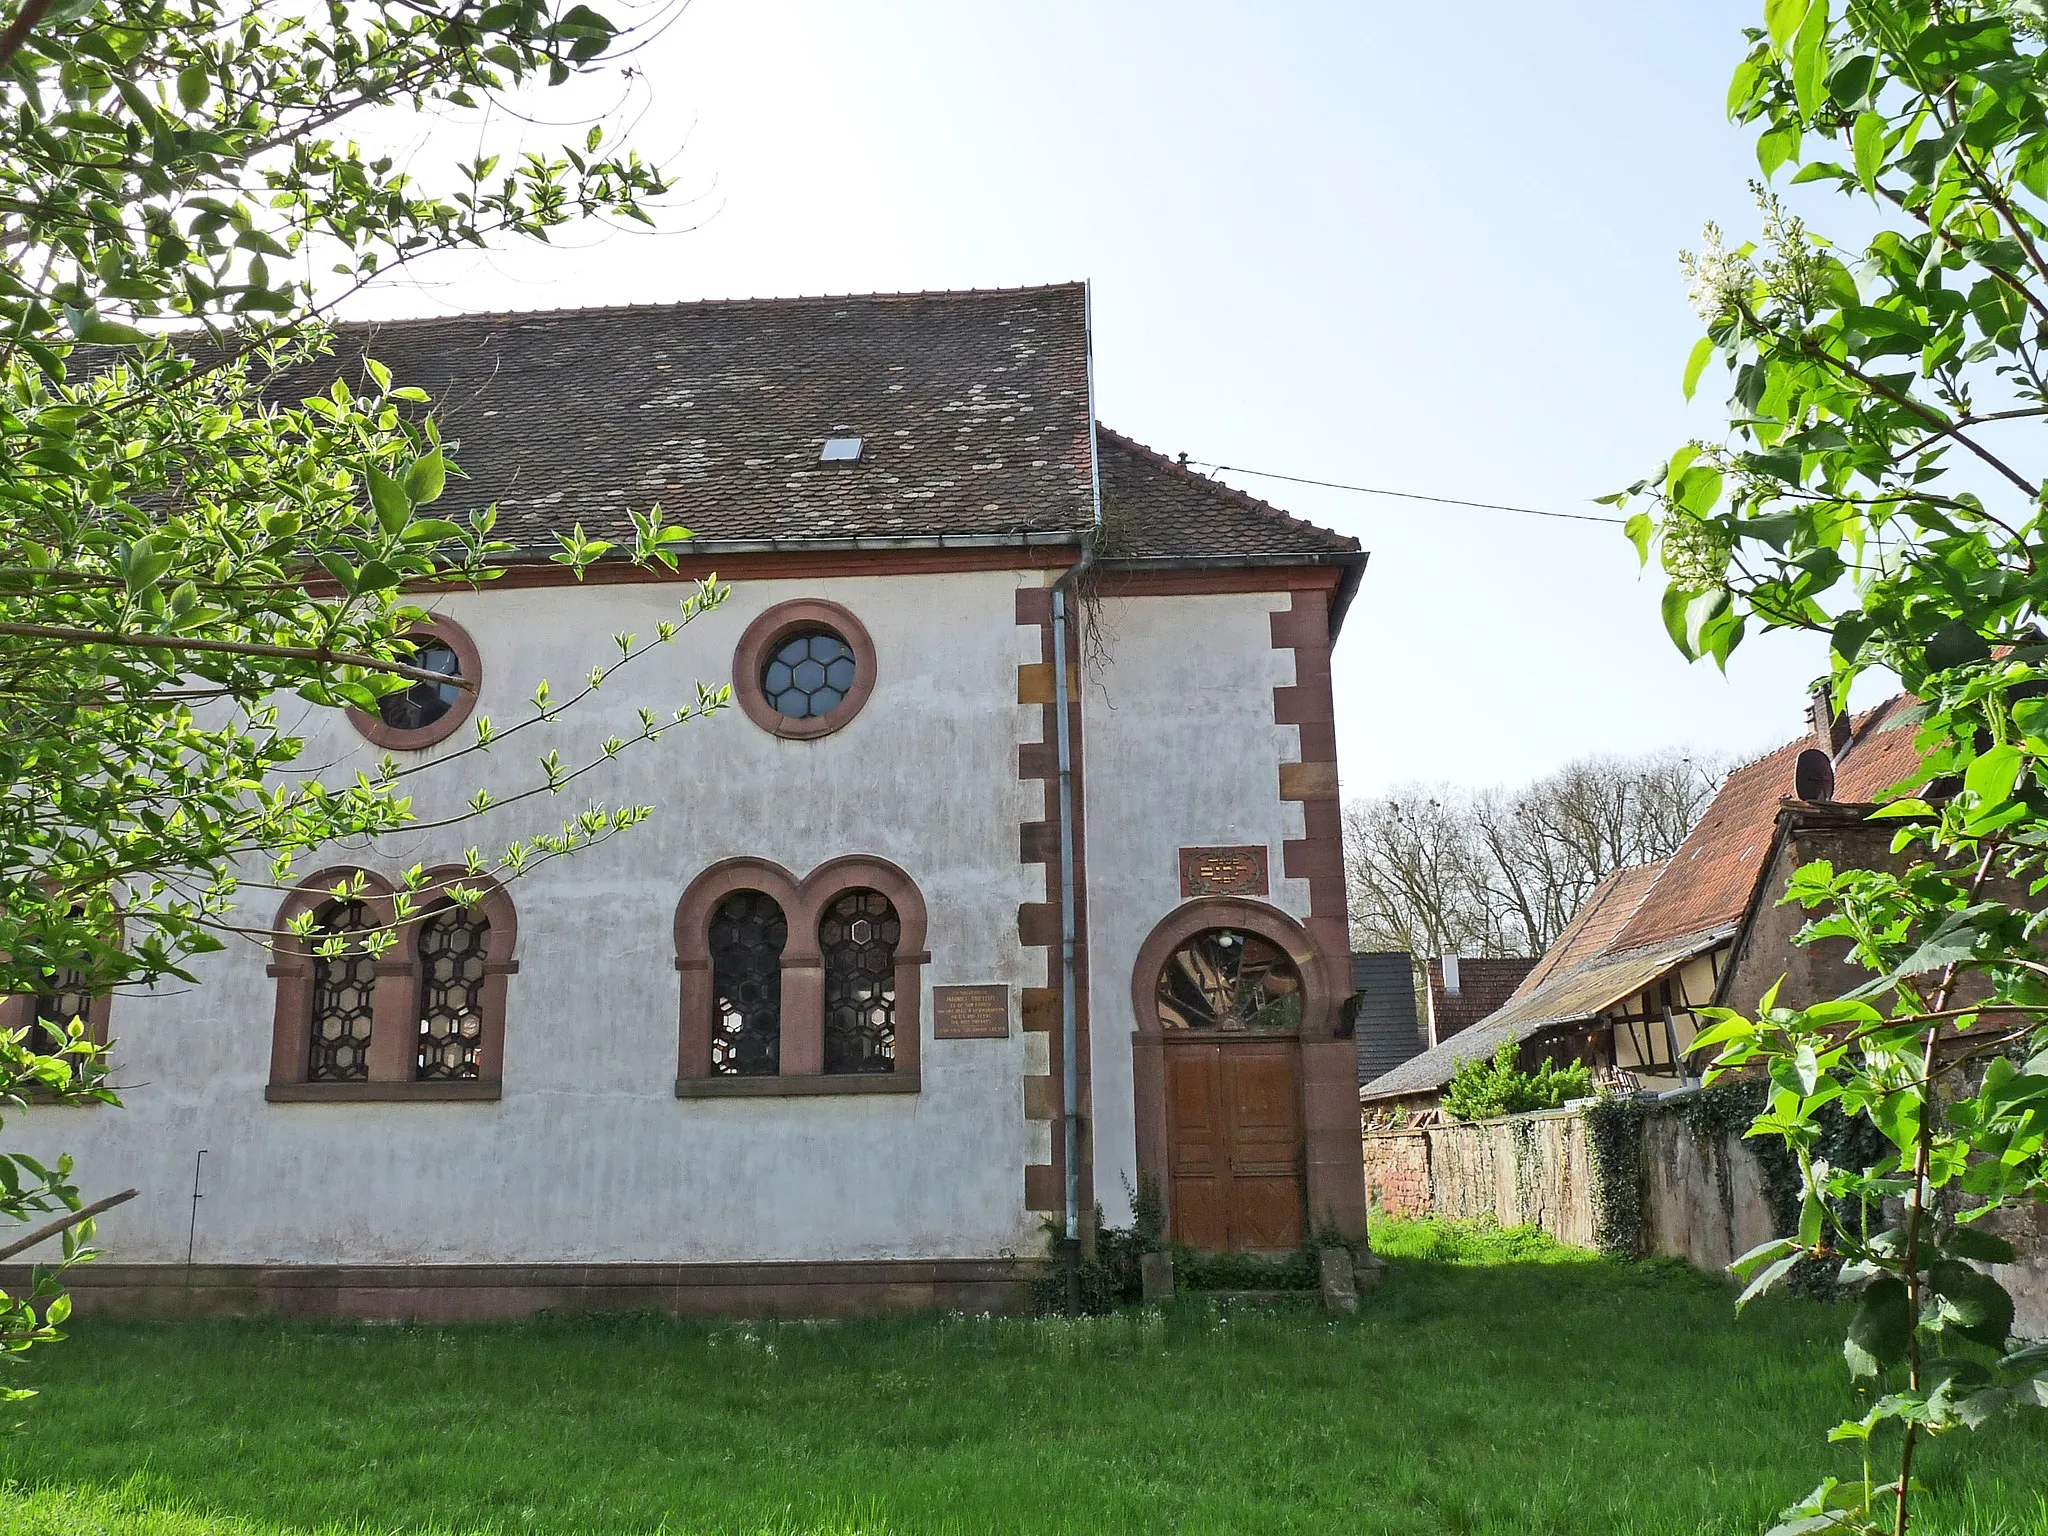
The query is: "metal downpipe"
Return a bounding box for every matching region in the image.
[1051,582,1082,1312]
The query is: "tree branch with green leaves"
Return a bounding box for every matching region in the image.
[1609,4,2048,1532]
[0,0,721,1395]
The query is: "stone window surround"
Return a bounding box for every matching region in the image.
[344,613,483,753]
[730,599,878,741]
[0,902,124,1071]
[674,855,928,1097]
[265,865,520,1103]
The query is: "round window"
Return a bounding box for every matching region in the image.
[1157,929,1303,1031]
[761,628,858,719]
[345,616,480,750]
[732,599,874,740]
[376,638,464,731]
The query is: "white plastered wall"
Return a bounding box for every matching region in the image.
[17,570,1057,1265]
[1079,590,1311,1228]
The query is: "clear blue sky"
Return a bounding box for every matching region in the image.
[351,0,1854,796]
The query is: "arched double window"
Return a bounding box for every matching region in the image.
[268,868,517,1101]
[677,858,925,1095]
[0,902,119,1068]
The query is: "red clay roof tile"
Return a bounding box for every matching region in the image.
[1426,957,1539,1040]
[1612,697,1919,953]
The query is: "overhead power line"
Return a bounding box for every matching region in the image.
[1186,461,1628,526]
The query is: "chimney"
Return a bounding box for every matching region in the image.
[1442,954,1461,996]
[1807,681,1851,758]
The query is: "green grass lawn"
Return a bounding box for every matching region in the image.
[0,1220,2042,1535]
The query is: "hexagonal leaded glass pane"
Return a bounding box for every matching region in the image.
[1156,930,1303,1032]
[375,638,464,731]
[308,901,378,1081]
[28,965,94,1057]
[821,889,898,1074]
[711,891,785,1076]
[415,907,491,1080]
[761,628,856,719]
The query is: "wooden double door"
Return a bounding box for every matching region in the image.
[1163,1035,1305,1252]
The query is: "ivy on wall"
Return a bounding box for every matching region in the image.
[1585,1096,1646,1258]
[1581,1080,1890,1291]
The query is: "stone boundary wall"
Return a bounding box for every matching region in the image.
[1366,1110,1598,1249]
[1366,1104,1784,1269]
[1365,1101,2047,1338]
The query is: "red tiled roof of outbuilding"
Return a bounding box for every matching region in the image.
[1612,697,1920,954]
[1426,956,1540,1040]
[1511,861,1667,1000]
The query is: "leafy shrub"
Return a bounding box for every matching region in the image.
[1441,1042,1592,1122]
[1030,1180,1329,1312]
[1172,1247,1319,1292]
[1030,1184,1164,1315]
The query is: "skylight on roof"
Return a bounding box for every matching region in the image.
[821,436,863,463]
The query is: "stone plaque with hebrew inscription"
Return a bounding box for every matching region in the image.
[933,984,1010,1040]
[1179,844,1270,898]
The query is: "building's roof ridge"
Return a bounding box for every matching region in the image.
[1095,426,1360,554]
[333,282,1088,334]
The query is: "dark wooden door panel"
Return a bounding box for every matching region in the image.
[1165,1043,1227,1245]
[1166,1047,1223,1168]
[1231,1174,1305,1251]
[1171,1173,1231,1251]
[1163,1037,1305,1253]
[1224,1045,1300,1177]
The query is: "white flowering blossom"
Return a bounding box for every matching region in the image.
[1679,222,1757,325]
[1756,187,1827,312]
[1661,511,1733,590]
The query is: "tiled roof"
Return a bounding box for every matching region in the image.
[1833,694,1924,801]
[1362,926,1732,1101]
[1426,957,1539,1040]
[1612,696,1918,954]
[296,286,1098,552]
[1511,862,1666,1001]
[1361,693,1926,1104]
[1095,429,1362,559]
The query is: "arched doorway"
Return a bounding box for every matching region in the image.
[1130,899,1351,1254]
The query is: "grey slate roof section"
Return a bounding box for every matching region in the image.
[297,285,1098,554]
[1351,952,1422,1086]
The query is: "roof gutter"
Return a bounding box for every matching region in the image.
[497,529,1089,563]
[1092,550,1371,640]
[1090,551,1366,573]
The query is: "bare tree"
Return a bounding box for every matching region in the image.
[1345,749,1730,959]
[1343,793,1499,959]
